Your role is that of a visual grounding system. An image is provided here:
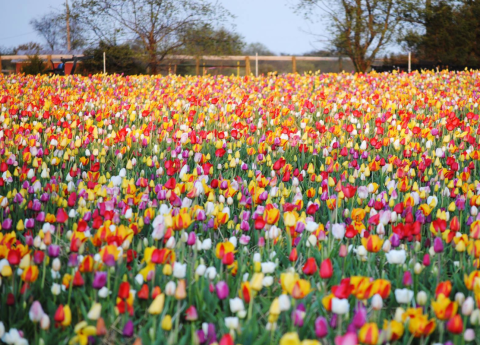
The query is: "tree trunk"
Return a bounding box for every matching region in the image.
[66,0,71,51]
[149,51,158,75]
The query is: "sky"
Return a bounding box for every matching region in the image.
[0,0,327,55]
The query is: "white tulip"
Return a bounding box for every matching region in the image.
[331,298,349,315]
[385,249,406,265]
[395,288,414,304]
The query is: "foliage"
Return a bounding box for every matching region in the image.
[242,42,275,56]
[181,25,245,57]
[20,54,47,75]
[14,42,43,54]
[295,0,405,72]
[401,0,480,68]
[80,41,146,75]
[74,0,232,74]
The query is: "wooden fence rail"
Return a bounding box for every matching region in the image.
[0,54,353,76]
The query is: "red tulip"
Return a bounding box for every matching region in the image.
[446,315,463,334]
[185,306,198,321]
[302,258,318,275]
[219,334,234,345]
[72,271,85,287]
[341,184,357,199]
[289,248,298,262]
[7,249,21,265]
[56,208,68,223]
[320,258,333,279]
[118,282,130,299]
[54,305,65,323]
[138,284,149,300]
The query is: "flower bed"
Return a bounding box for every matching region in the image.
[0,71,479,344]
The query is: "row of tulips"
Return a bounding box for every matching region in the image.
[1,70,480,344]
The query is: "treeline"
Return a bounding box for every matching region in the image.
[3,0,277,75]
[6,0,480,74]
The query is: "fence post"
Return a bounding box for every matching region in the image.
[47,55,52,70]
[245,56,251,75]
[0,56,2,73]
[103,52,106,74]
[237,61,240,77]
[292,56,296,74]
[196,56,200,76]
[255,53,258,77]
[203,62,206,75]
[408,52,411,73]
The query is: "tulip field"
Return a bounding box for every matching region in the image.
[2,70,480,345]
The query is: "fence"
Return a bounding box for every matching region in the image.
[0,54,354,76]
[160,55,354,76]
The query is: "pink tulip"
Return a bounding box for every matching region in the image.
[215,281,229,300]
[29,301,44,323]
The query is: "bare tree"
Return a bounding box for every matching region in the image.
[30,13,61,51]
[30,2,86,52]
[296,0,404,72]
[73,0,231,74]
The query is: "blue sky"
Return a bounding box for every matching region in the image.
[0,0,328,55]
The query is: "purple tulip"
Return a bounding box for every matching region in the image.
[122,320,134,338]
[197,210,206,221]
[68,254,78,267]
[352,303,367,329]
[240,220,250,231]
[25,234,34,246]
[215,281,229,300]
[1,218,12,230]
[25,218,35,229]
[434,237,444,253]
[206,323,217,344]
[40,193,50,202]
[196,330,206,343]
[329,314,337,328]
[292,309,305,327]
[390,233,400,248]
[83,211,92,222]
[48,245,60,258]
[32,199,42,212]
[92,272,107,289]
[187,232,196,246]
[315,317,329,338]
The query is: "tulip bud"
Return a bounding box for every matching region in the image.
[465,329,476,342]
[278,294,291,312]
[195,264,206,276]
[88,303,102,320]
[394,307,405,322]
[371,294,383,310]
[463,297,475,316]
[40,314,50,330]
[52,258,61,271]
[455,292,465,307]
[98,287,110,298]
[414,263,423,274]
[29,301,45,323]
[382,240,391,253]
[161,315,172,331]
[471,309,480,326]
[416,291,427,306]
